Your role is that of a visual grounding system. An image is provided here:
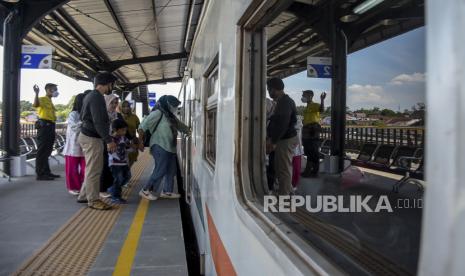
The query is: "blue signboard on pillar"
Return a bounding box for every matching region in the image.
[307,56,332,78]
[148,91,156,108]
[21,45,53,69]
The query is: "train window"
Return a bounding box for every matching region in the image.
[204,55,219,167]
[238,1,426,275]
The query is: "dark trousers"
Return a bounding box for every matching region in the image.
[302,123,321,174]
[143,144,176,196]
[36,122,55,176]
[100,142,113,192]
[110,166,130,199]
[266,152,275,191]
[303,138,320,173]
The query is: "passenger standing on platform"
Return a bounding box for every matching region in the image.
[63,93,87,195]
[119,100,144,168]
[99,94,120,198]
[33,83,60,181]
[107,119,135,204]
[77,72,117,210]
[292,116,304,188]
[266,78,299,195]
[139,95,191,201]
[266,98,276,192]
[300,90,326,177]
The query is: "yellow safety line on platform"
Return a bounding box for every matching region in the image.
[13,152,151,276]
[113,197,150,275]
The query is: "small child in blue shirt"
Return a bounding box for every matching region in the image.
[108,119,135,204]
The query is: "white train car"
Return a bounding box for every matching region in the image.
[176,0,465,275]
[177,1,336,275]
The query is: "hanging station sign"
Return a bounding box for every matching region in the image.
[307,56,332,78]
[21,45,53,69]
[148,92,156,108]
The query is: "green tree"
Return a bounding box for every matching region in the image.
[373,120,386,127]
[296,105,306,116]
[21,111,34,118]
[20,100,33,113]
[321,106,331,117]
[380,108,396,117]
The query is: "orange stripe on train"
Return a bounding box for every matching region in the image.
[206,205,237,276]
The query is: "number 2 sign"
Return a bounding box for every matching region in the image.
[21,45,53,69]
[307,56,332,78]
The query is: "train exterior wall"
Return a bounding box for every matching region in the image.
[181,0,307,275]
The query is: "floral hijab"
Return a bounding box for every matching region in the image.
[104,93,119,121]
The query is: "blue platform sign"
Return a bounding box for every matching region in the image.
[21,45,53,69]
[307,56,332,78]
[148,91,156,108]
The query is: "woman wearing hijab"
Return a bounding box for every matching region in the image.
[100,94,120,198]
[139,95,190,200]
[63,93,87,195]
[119,100,144,168]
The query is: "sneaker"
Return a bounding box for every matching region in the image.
[111,197,127,204]
[100,192,111,198]
[161,192,181,199]
[139,190,157,201]
[68,190,79,196]
[89,200,112,210]
[77,198,88,204]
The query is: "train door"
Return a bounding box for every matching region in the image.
[183,78,195,203]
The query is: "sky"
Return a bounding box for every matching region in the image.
[0,26,424,111]
[284,27,425,111]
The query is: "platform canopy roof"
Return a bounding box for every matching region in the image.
[0,0,204,89]
[265,0,424,78]
[0,0,424,87]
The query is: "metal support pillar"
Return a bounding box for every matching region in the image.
[2,8,22,175]
[329,9,348,173]
[1,0,68,175]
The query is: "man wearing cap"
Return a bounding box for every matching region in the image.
[301,90,326,177]
[266,77,299,195]
[33,83,60,180]
[76,72,117,210]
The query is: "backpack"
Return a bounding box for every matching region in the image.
[143,113,163,147]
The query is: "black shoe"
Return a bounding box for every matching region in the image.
[77,199,88,204]
[36,175,55,181]
[47,173,61,178]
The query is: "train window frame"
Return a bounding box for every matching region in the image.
[235,0,427,274]
[203,54,219,168]
[234,1,348,275]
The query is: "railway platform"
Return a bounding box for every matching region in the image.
[0,152,188,276]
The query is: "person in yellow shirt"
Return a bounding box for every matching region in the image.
[301,90,326,177]
[33,83,60,180]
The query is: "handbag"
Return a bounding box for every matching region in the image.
[143,113,163,147]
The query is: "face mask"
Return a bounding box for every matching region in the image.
[169,105,177,114]
[52,91,59,97]
[301,96,308,103]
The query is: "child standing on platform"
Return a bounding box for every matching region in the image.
[108,119,135,204]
